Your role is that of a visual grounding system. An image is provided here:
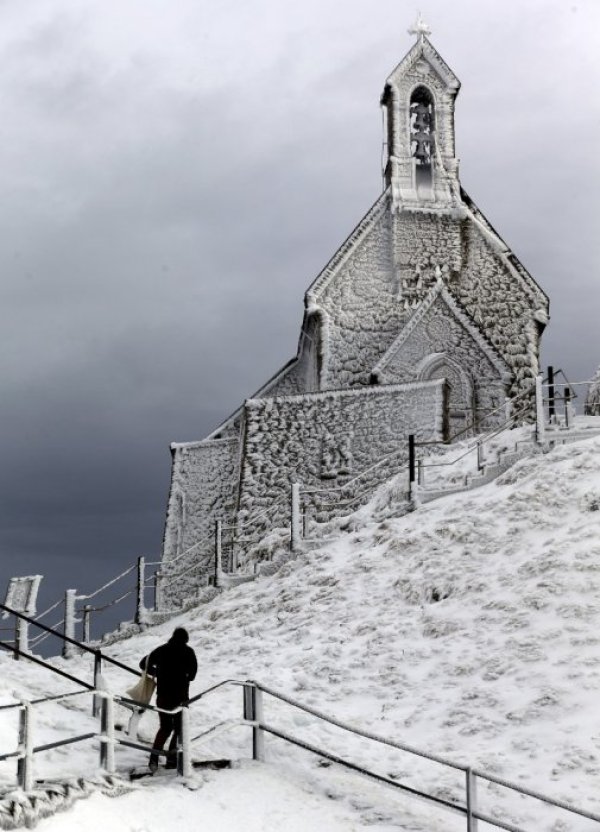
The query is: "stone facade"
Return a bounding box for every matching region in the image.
[160,29,549,595]
[238,380,446,537]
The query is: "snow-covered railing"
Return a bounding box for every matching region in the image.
[247,680,600,832]
[1,654,599,830]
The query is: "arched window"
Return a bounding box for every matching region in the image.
[410,86,435,188]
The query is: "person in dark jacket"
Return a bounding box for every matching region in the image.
[141,627,197,771]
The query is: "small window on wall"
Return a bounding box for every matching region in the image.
[410,86,434,188]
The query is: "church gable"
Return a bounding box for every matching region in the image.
[372,282,510,424]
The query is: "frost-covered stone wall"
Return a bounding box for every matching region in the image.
[451,217,543,397]
[237,380,446,541]
[163,438,240,564]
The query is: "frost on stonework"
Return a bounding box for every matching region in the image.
[585,366,600,415]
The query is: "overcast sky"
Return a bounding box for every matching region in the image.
[0,0,598,637]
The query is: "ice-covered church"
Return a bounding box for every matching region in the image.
[162,20,549,576]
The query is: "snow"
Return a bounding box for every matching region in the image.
[3,430,600,828]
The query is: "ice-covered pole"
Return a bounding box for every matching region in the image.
[214,520,223,587]
[14,616,29,660]
[466,767,479,832]
[99,692,115,774]
[63,589,77,659]
[535,374,546,445]
[290,482,300,552]
[17,700,33,792]
[154,570,163,612]
[135,556,147,625]
[177,706,192,778]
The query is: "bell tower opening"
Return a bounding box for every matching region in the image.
[410,85,434,191]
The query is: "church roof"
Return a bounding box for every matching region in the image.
[384,35,460,95]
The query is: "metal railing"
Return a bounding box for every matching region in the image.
[1,668,598,831]
[247,680,600,832]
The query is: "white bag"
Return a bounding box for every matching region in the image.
[126,670,156,705]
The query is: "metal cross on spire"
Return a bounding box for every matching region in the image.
[408,12,432,41]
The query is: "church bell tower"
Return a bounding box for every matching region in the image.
[382,16,461,210]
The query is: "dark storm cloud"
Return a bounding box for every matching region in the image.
[0,0,598,623]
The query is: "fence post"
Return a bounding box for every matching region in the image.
[135,556,147,626]
[302,501,310,540]
[93,650,103,717]
[547,365,555,423]
[417,458,424,487]
[290,482,301,553]
[477,441,486,472]
[14,616,28,660]
[177,707,192,778]
[535,374,546,445]
[99,693,115,774]
[82,605,92,644]
[243,682,264,762]
[408,434,419,507]
[214,520,223,588]
[504,396,512,426]
[17,700,33,792]
[63,589,77,659]
[154,570,163,612]
[466,767,478,832]
[564,386,572,428]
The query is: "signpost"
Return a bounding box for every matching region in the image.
[2,576,43,659]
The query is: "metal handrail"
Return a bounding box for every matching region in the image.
[420,401,532,472]
[253,680,465,771]
[0,603,141,679]
[251,680,600,829]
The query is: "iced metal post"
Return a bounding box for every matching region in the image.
[82,605,92,644]
[408,434,419,507]
[302,501,310,539]
[564,386,572,429]
[290,482,300,553]
[535,374,546,445]
[154,570,163,612]
[214,520,223,588]
[99,693,115,774]
[17,700,33,792]
[417,458,424,487]
[547,365,555,423]
[477,441,486,472]
[253,686,265,762]
[63,589,77,659]
[504,396,512,426]
[135,556,146,625]
[14,616,28,660]
[243,682,264,762]
[93,650,102,717]
[466,767,478,832]
[177,707,192,778]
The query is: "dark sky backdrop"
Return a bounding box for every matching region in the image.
[0,0,598,638]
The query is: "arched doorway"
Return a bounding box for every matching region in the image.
[416,352,474,432]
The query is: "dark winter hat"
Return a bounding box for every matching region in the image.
[171,627,189,644]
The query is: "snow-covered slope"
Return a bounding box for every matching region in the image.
[3,432,600,830]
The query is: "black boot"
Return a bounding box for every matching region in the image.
[149,750,159,772]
